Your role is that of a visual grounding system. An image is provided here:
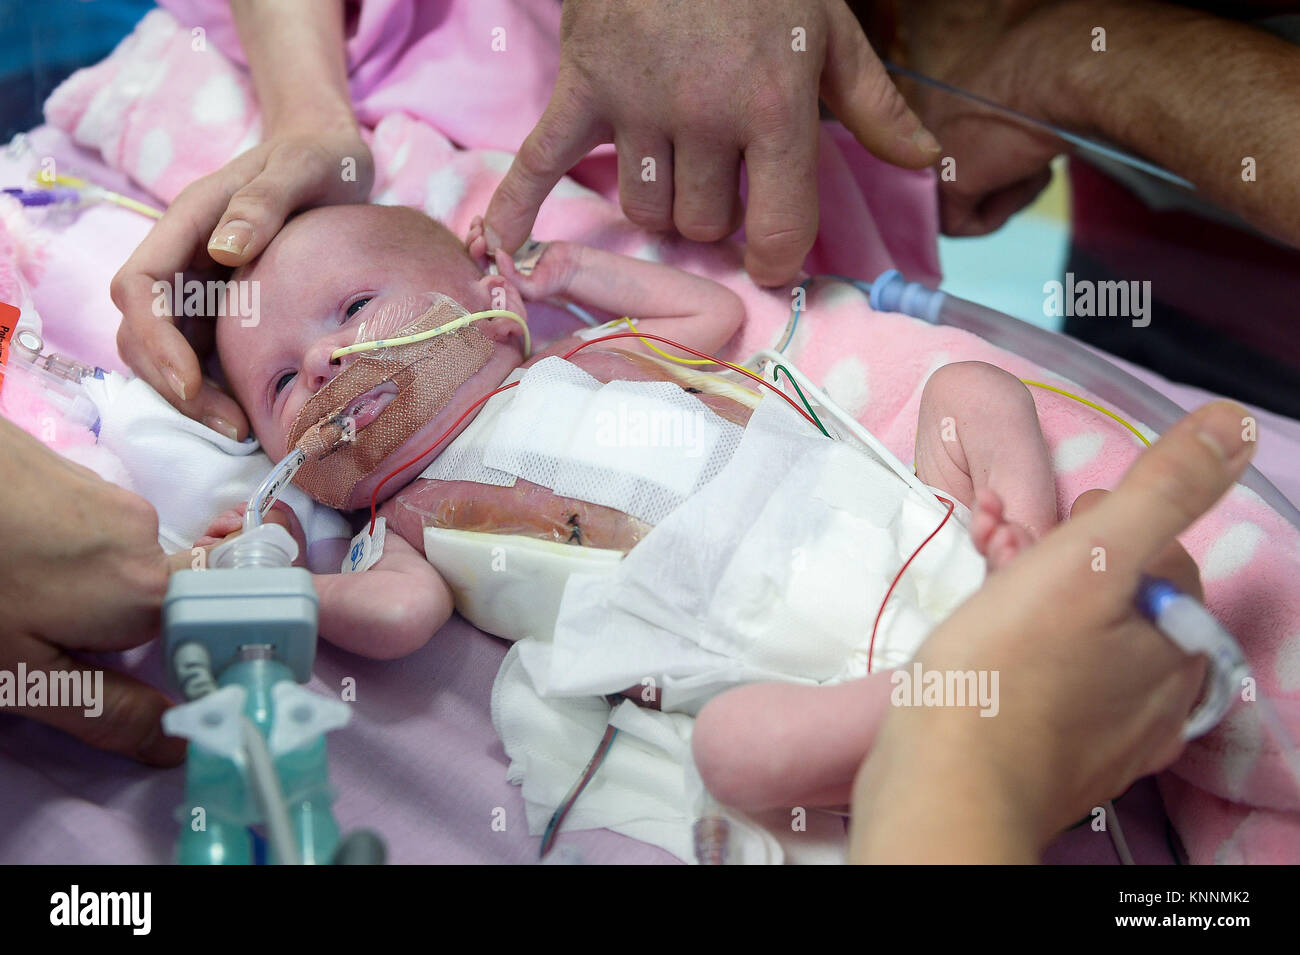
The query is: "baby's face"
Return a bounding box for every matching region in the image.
[217,204,527,508]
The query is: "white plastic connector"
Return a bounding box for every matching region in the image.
[268,682,351,757]
[161,685,248,760]
[211,522,299,570]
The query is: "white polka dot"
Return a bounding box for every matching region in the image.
[482,151,514,174]
[1216,704,1263,799]
[1202,522,1264,582]
[1213,814,1255,865]
[1052,432,1104,474]
[923,353,953,379]
[1276,635,1300,693]
[823,356,871,417]
[191,73,245,125]
[387,139,411,176]
[135,128,173,186]
[551,176,599,200]
[817,280,868,309]
[229,121,261,159]
[372,188,402,206]
[423,167,466,220]
[631,243,661,263]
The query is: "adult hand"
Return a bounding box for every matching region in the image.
[894,0,1063,236]
[0,418,184,765]
[850,399,1256,862]
[111,122,373,441]
[485,0,941,287]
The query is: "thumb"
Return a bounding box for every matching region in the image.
[1081,401,1256,579]
[819,3,942,170]
[207,163,322,267]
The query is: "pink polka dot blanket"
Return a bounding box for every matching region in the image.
[8,0,1297,863]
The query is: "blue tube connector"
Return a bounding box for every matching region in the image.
[869,269,948,324]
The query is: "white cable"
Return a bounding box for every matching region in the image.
[1105,799,1135,865]
[241,716,301,865]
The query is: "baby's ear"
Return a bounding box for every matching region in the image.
[474,271,526,319]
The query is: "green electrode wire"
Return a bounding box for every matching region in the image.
[772,364,830,437]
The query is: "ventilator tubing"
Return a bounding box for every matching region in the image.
[870,270,1300,533]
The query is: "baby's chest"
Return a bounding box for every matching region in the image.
[396,355,756,551]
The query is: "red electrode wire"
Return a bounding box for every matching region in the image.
[367,331,961,664]
[866,495,956,673]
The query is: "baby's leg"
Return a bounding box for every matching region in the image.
[914,361,1056,568]
[693,675,895,811]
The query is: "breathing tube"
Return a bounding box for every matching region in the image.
[866,270,1300,534]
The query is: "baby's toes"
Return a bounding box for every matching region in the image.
[970,508,999,556]
[986,523,1033,571]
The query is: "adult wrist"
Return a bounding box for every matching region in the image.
[851,715,1046,862]
[263,95,359,141]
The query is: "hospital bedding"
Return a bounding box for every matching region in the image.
[0,0,1297,864]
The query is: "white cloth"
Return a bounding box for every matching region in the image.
[83,372,349,564]
[421,358,987,863]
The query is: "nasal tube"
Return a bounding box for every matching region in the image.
[869,270,1300,534]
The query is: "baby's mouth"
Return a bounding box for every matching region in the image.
[342,381,399,433]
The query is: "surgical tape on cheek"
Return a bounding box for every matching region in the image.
[455,356,745,527]
[287,293,496,509]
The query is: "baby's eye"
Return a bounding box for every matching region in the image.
[274,371,296,395]
[346,297,372,319]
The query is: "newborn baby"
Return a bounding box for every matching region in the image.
[209,202,1057,830]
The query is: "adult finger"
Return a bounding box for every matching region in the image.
[740,102,821,286]
[484,78,608,254]
[1080,401,1256,580]
[0,631,185,767]
[616,127,675,232]
[1070,489,1203,600]
[111,183,252,438]
[820,2,941,169]
[207,145,340,267]
[673,135,742,242]
[114,312,249,440]
[942,167,1053,237]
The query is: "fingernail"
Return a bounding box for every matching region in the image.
[912,125,942,155]
[209,219,252,256]
[484,223,503,250]
[162,364,188,402]
[1197,402,1253,465]
[203,414,239,441]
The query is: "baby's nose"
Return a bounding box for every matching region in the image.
[304,336,359,393]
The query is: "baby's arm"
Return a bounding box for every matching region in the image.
[914,361,1057,567]
[193,504,451,659]
[469,219,744,359]
[311,531,452,659]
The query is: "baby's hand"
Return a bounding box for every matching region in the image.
[191,501,308,568]
[467,216,575,300]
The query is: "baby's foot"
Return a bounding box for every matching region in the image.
[970,487,1034,571]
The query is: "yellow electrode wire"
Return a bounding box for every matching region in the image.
[1019,379,1152,447]
[330,308,531,361]
[332,304,1151,450]
[594,320,1154,450]
[610,317,716,365]
[43,173,164,219]
[604,317,767,384]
